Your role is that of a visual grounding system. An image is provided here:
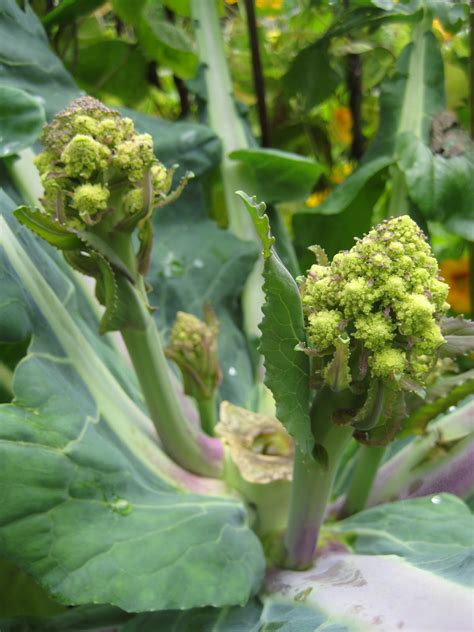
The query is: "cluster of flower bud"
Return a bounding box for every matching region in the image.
[300,216,449,386]
[166,310,222,402]
[34,97,172,229]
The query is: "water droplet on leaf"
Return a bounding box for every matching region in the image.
[228,366,237,377]
[192,258,204,269]
[110,498,132,515]
[431,495,442,505]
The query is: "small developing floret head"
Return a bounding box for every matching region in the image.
[34,96,175,230]
[301,216,449,388]
[165,310,222,401]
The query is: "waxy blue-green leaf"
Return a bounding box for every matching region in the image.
[149,183,259,407]
[0,0,79,118]
[112,495,474,631]
[229,148,323,204]
[237,192,313,454]
[0,86,45,158]
[0,190,265,612]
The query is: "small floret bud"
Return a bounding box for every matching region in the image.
[396,294,434,335]
[151,163,172,195]
[307,310,343,351]
[123,188,144,216]
[340,277,373,317]
[34,150,56,175]
[166,310,222,401]
[71,184,109,222]
[370,348,406,379]
[61,134,110,179]
[354,313,394,351]
[113,134,154,183]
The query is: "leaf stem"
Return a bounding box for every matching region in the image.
[283,391,353,569]
[121,287,223,478]
[340,445,386,518]
[197,393,218,436]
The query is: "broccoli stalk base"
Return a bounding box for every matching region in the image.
[283,390,355,569]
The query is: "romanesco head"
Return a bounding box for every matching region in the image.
[301,216,449,388]
[165,310,222,401]
[34,96,174,230]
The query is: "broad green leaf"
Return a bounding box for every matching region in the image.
[0,86,45,158]
[238,192,313,454]
[149,183,259,407]
[0,191,265,611]
[72,41,149,107]
[42,0,105,28]
[397,134,474,236]
[308,156,392,217]
[283,44,340,111]
[292,163,386,266]
[282,5,418,112]
[113,495,474,631]
[112,0,146,24]
[0,0,79,118]
[336,495,473,580]
[229,148,323,203]
[137,6,198,79]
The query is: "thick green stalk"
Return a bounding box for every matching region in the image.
[197,393,218,436]
[284,391,353,569]
[340,445,386,518]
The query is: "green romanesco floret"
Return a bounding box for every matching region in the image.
[370,348,406,379]
[34,96,176,230]
[122,188,144,216]
[113,134,154,183]
[301,215,449,387]
[354,313,394,351]
[61,134,111,179]
[307,310,344,351]
[71,184,110,221]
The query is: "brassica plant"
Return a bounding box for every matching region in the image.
[0,1,473,631]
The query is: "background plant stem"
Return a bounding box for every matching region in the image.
[243,0,270,147]
[340,445,386,517]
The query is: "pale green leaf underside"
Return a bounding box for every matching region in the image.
[100,495,474,631]
[0,191,264,612]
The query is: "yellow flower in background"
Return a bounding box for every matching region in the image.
[432,18,452,42]
[440,256,471,314]
[305,189,330,208]
[256,0,283,8]
[331,107,353,145]
[331,162,353,184]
